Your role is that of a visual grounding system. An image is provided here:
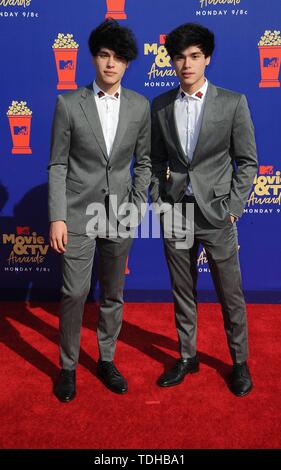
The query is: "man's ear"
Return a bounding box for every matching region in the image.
[206,56,211,66]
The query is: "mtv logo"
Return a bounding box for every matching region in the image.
[263,57,279,68]
[16,226,30,235]
[59,60,74,70]
[14,126,28,135]
[259,165,274,175]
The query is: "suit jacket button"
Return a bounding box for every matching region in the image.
[102,188,107,193]
[108,166,112,171]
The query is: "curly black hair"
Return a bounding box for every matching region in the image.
[165,23,215,60]
[88,19,138,61]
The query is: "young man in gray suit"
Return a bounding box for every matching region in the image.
[48,20,151,401]
[150,23,258,396]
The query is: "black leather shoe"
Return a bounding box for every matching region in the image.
[230,361,253,397]
[54,369,76,402]
[158,356,199,387]
[97,360,128,394]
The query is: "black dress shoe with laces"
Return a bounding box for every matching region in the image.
[230,361,253,397]
[54,369,76,402]
[97,360,128,394]
[158,356,199,387]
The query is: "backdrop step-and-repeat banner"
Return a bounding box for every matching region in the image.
[0,0,280,302]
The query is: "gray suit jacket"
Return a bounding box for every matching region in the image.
[48,84,151,234]
[150,82,258,228]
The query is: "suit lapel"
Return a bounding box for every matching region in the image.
[109,88,132,161]
[192,82,218,162]
[79,85,132,162]
[165,87,189,168]
[79,83,108,161]
[165,82,219,166]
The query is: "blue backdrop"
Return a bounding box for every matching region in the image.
[0,0,280,302]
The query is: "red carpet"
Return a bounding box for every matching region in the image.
[0,301,280,449]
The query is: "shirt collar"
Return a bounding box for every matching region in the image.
[178,79,208,101]
[93,80,120,100]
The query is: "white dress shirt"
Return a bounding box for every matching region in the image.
[174,79,208,194]
[93,80,121,156]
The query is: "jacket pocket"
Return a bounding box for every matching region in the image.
[66,178,83,194]
[214,181,231,197]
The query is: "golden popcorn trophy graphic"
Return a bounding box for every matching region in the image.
[258,30,281,88]
[7,101,32,155]
[105,0,127,19]
[52,34,79,90]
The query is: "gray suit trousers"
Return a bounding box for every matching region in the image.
[162,199,248,364]
[60,232,132,369]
